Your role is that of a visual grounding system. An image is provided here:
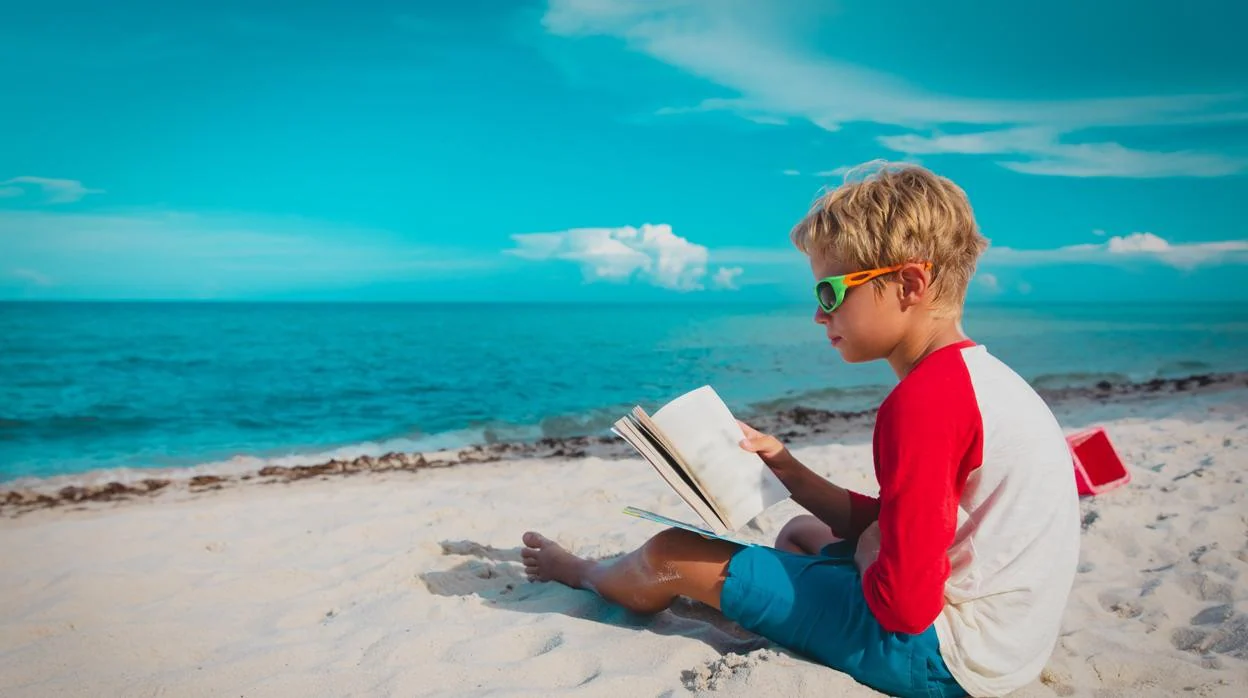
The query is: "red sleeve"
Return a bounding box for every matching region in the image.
[861,358,982,634]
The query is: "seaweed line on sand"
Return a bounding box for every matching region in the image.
[3,371,1245,517]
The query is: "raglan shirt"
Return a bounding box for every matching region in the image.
[834,341,1081,697]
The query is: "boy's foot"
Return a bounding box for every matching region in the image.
[521,532,591,588]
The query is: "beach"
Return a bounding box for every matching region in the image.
[2,377,1247,697]
[4,1,1246,694]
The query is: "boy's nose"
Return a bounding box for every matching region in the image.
[813,306,831,324]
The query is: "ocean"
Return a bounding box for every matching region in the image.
[3,301,1247,482]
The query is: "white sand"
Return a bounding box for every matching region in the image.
[2,389,1246,697]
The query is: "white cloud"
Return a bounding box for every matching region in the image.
[1002,144,1244,179]
[986,232,1248,270]
[11,268,53,286]
[543,1,1247,178]
[711,266,744,290]
[742,114,788,126]
[544,1,1243,130]
[878,127,1065,156]
[814,166,853,178]
[1092,229,1107,237]
[780,165,855,179]
[507,223,719,291]
[975,272,1000,293]
[507,229,651,281]
[0,176,104,203]
[1107,232,1171,253]
[878,126,1246,178]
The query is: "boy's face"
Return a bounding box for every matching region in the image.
[809,252,910,364]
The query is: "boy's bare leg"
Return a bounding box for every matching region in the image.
[774,514,841,554]
[521,529,738,614]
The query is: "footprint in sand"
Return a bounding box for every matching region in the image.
[439,539,523,563]
[441,627,603,689]
[1178,571,1235,603]
[420,539,534,601]
[1171,604,1248,660]
[442,627,565,663]
[1096,591,1144,620]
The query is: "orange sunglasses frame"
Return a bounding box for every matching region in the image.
[814,261,933,313]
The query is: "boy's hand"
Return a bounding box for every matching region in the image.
[737,420,801,479]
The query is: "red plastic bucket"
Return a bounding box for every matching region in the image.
[1067,427,1130,496]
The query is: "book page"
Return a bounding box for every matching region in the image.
[631,408,731,530]
[611,418,725,533]
[650,386,790,531]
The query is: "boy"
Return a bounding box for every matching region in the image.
[521,162,1081,698]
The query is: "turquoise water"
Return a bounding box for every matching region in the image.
[2,301,1247,482]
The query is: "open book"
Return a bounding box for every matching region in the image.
[611,386,791,547]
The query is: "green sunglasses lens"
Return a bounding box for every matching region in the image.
[816,281,840,311]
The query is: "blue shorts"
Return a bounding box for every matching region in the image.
[720,540,965,698]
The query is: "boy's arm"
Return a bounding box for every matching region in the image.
[779,463,880,540]
[859,397,975,635]
[738,420,880,539]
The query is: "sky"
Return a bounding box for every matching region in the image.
[2,0,1247,303]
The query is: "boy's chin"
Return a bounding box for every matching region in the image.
[832,343,880,364]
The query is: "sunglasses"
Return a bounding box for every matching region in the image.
[814,261,933,313]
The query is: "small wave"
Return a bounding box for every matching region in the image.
[746,384,891,415]
[1,425,537,490]
[98,356,212,370]
[3,376,75,389]
[225,428,529,470]
[1029,372,1133,391]
[0,413,163,440]
[232,416,273,430]
[1155,360,1213,378]
[537,404,635,440]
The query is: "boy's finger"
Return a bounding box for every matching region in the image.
[739,436,767,452]
[737,420,769,440]
[740,435,780,455]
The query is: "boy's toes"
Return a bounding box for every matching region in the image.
[522,531,549,549]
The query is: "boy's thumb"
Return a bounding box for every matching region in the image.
[739,435,771,453]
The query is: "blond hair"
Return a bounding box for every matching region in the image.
[791,161,989,317]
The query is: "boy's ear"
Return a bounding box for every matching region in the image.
[896,263,930,308]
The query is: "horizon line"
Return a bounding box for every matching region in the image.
[3,298,1247,307]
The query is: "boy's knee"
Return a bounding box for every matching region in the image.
[639,527,737,578]
[776,515,838,555]
[775,515,816,551]
[776,515,812,539]
[641,527,699,565]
